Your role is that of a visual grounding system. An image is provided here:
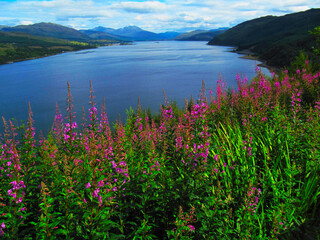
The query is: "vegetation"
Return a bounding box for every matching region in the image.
[0,31,111,64]
[208,8,320,69]
[0,61,320,239]
[310,26,320,55]
[174,29,227,41]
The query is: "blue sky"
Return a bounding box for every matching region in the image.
[0,0,319,32]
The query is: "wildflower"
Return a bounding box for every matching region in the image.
[98,195,102,206]
[19,207,26,212]
[85,182,91,189]
[97,180,104,187]
[19,180,26,188]
[89,106,97,120]
[71,122,78,129]
[188,225,195,231]
[1,222,4,229]
[92,188,100,198]
[119,161,126,167]
[162,106,174,119]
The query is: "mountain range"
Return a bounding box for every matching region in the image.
[0,23,227,42]
[80,26,179,41]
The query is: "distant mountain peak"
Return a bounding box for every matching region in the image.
[121,26,142,31]
[92,26,115,32]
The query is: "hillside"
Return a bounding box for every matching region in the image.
[79,29,129,41]
[0,31,95,64]
[1,22,90,41]
[175,29,227,41]
[208,8,320,68]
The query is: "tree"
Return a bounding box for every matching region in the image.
[310,26,320,55]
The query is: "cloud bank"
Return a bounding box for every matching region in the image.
[0,0,318,32]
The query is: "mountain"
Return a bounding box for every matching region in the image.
[83,26,180,41]
[116,26,161,41]
[1,22,89,41]
[175,28,228,41]
[79,29,130,41]
[208,8,320,67]
[91,26,117,34]
[156,31,181,40]
[83,26,162,41]
[175,30,206,40]
[0,25,8,30]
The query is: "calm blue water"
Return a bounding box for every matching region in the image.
[0,41,270,134]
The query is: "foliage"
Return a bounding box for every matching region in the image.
[1,65,320,239]
[208,9,320,68]
[310,26,320,55]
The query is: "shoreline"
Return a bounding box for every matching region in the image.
[231,48,282,74]
[0,47,96,66]
[0,42,130,66]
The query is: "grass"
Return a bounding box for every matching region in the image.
[0,63,320,239]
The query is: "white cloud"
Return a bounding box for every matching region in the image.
[20,20,34,25]
[111,1,169,13]
[0,0,319,31]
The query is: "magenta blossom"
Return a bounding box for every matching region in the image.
[188,225,195,231]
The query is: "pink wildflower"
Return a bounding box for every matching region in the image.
[188,225,195,231]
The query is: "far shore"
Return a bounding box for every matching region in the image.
[0,42,131,66]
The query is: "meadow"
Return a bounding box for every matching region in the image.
[0,63,319,239]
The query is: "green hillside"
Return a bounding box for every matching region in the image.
[79,29,130,41]
[175,29,227,41]
[0,31,95,64]
[1,22,89,41]
[208,8,320,68]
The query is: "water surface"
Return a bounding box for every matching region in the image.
[0,41,270,134]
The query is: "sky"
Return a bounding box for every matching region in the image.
[0,0,319,32]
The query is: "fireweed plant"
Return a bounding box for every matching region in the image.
[0,64,320,239]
